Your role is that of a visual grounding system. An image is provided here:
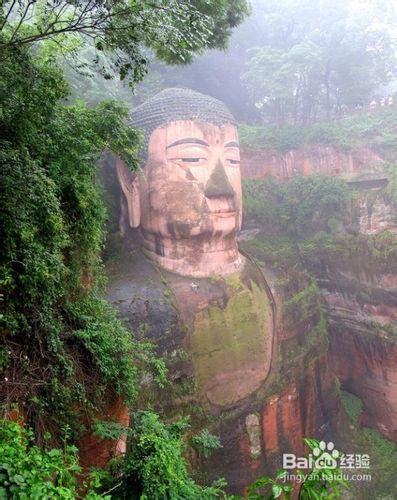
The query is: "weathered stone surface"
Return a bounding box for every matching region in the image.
[117,91,243,278]
[240,145,384,181]
[330,328,397,441]
[261,354,338,467]
[168,265,273,407]
[104,248,342,493]
[106,249,185,353]
[130,88,236,159]
[78,395,129,472]
[107,250,274,409]
[200,261,340,492]
[357,193,397,235]
[105,250,271,491]
[309,248,397,442]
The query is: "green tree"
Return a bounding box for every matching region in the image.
[243,175,350,239]
[0,0,249,85]
[0,419,103,498]
[0,44,167,442]
[242,0,395,125]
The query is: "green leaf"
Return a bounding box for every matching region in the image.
[272,484,283,498]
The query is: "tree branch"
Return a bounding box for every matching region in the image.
[0,0,17,32]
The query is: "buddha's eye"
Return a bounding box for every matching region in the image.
[227,159,240,165]
[181,158,202,162]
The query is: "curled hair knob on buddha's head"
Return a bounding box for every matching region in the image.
[117,87,243,277]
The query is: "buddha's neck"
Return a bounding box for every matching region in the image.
[141,233,241,277]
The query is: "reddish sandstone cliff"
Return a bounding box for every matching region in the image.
[330,328,397,441]
[299,227,397,443]
[78,395,129,472]
[322,269,397,442]
[240,145,383,180]
[240,140,397,446]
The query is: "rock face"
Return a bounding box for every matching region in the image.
[105,249,341,493]
[260,353,338,468]
[78,395,129,472]
[240,146,383,181]
[357,190,397,235]
[170,262,273,407]
[240,140,397,446]
[313,177,397,442]
[202,261,341,492]
[330,327,397,440]
[314,257,397,442]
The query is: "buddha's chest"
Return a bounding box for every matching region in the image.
[107,251,274,408]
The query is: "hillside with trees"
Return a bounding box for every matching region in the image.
[1,1,397,498]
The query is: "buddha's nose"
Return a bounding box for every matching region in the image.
[204,160,235,198]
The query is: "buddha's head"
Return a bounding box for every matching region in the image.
[117,88,243,277]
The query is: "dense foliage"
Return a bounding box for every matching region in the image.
[118,412,226,499]
[0,0,249,86]
[242,0,395,125]
[0,416,226,499]
[0,418,100,498]
[239,107,397,156]
[243,175,350,238]
[118,0,397,124]
[0,45,168,443]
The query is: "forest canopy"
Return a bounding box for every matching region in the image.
[0,0,249,84]
[127,0,397,124]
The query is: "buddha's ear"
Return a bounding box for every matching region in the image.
[116,158,141,228]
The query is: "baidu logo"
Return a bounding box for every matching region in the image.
[282,440,372,483]
[283,441,340,470]
[312,441,339,469]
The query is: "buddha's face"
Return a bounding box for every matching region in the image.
[138,120,242,243]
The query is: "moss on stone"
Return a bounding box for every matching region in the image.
[341,390,364,427]
[224,272,244,293]
[283,279,322,326]
[190,277,272,407]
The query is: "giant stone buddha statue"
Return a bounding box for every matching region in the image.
[106,88,275,488]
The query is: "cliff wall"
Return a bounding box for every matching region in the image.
[240,145,384,181]
[302,234,397,442]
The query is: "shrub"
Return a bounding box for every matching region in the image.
[0,419,91,498]
[0,44,161,445]
[120,412,227,499]
[191,429,222,459]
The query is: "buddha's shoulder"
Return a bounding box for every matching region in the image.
[106,250,182,350]
[106,249,165,302]
[105,250,273,344]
